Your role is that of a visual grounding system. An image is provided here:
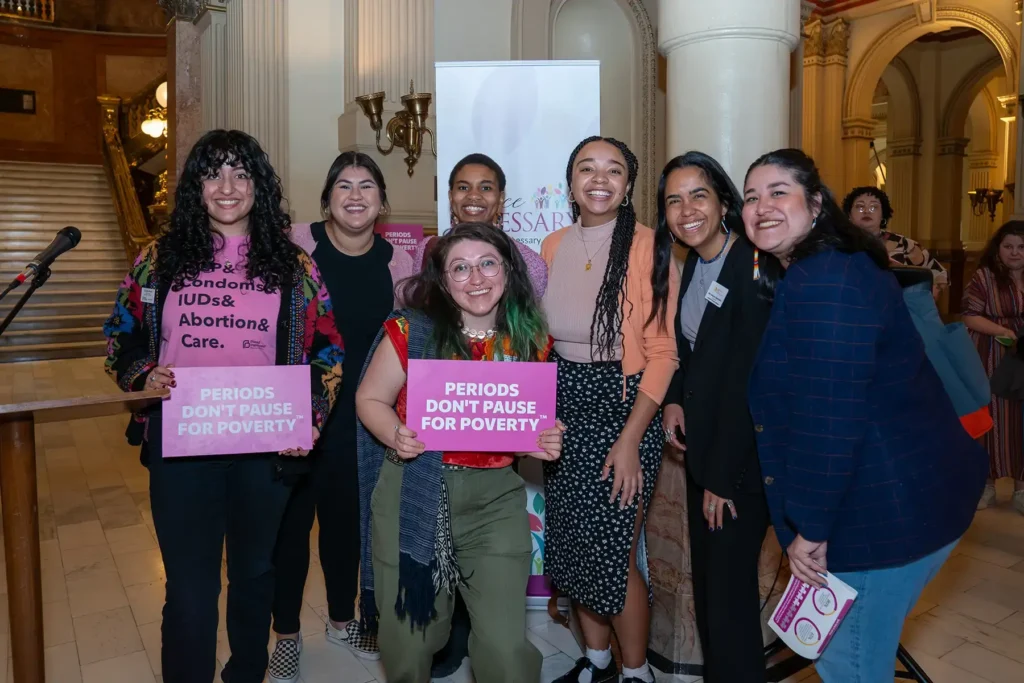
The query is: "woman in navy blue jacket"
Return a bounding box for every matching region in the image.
[741,149,986,682]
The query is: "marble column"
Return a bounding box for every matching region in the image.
[164,2,204,202]
[1013,15,1024,219]
[999,95,1016,220]
[198,3,227,132]
[821,19,848,191]
[659,0,801,186]
[886,138,921,239]
[801,19,825,159]
[932,137,970,314]
[841,117,875,194]
[338,0,436,229]
[224,0,288,183]
[789,2,817,148]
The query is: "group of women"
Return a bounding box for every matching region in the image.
[104,128,986,683]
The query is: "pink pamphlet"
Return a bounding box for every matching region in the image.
[161,366,313,457]
[769,572,858,659]
[405,359,557,452]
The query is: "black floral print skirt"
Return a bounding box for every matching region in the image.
[543,354,663,616]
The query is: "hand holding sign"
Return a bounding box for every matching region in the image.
[523,420,566,461]
[393,423,426,460]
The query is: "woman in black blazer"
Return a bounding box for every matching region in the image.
[651,152,773,683]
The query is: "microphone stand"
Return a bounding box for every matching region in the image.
[0,267,51,339]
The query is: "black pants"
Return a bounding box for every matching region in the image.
[147,419,291,683]
[686,471,769,683]
[272,431,360,631]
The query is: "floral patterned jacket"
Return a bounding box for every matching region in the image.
[103,241,344,459]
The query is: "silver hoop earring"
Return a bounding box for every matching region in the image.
[621,195,630,208]
[721,219,728,234]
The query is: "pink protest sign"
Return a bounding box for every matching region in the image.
[161,366,314,457]
[375,223,424,257]
[406,359,556,452]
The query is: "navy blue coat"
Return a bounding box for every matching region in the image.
[748,249,986,572]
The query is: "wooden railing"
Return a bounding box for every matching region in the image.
[0,0,55,23]
[97,95,154,265]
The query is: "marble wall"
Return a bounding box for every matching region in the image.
[0,23,164,164]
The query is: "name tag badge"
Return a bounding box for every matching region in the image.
[705,281,729,308]
[140,287,156,304]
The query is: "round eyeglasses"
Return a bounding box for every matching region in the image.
[854,204,879,214]
[447,259,503,282]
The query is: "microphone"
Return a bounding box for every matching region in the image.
[14,226,82,284]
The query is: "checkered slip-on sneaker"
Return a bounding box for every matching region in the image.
[267,633,302,683]
[326,620,381,661]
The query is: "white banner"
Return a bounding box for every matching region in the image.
[434,61,600,601]
[435,60,601,254]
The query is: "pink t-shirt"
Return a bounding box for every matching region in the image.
[159,235,281,367]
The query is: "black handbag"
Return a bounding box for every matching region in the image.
[991,336,1024,400]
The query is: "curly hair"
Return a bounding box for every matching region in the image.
[979,220,1024,293]
[566,136,640,359]
[400,222,547,360]
[158,129,300,292]
[744,149,888,301]
[650,151,746,327]
[842,186,893,228]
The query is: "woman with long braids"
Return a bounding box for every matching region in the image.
[103,129,343,683]
[655,152,773,682]
[355,223,564,682]
[541,136,679,683]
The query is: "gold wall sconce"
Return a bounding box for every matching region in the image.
[967,187,1004,221]
[354,80,436,176]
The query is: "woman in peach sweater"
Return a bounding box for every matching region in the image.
[541,136,679,683]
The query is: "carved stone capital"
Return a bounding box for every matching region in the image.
[998,93,1017,118]
[158,0,208,23]
[824,19,848,60]
[804,20,824,58]
[968,150,1000,169]
[801,0,816,26]
[842,117,876,140]
[937,136,970,156]
[888,138,922,157]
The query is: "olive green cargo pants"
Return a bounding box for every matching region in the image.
[371,460,541,682]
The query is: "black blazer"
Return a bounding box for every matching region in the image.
[664,237,771,495]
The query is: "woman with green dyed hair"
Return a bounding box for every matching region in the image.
[355,222,565,682]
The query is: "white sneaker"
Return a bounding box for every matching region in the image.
[1012,490,1024,515]
[978,484,997,510]
[267,632,302,683]
[327,620,380,661]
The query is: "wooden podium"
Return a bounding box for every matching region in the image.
[0,390,166,683]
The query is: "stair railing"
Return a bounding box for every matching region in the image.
[0,0,55,22]
[97,95,153,265]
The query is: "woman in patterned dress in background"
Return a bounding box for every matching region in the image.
[963,220,1024,514]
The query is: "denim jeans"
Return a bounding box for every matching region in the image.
[816,538,959,683]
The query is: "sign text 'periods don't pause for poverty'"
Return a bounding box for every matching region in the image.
[161,366,313,457]
[405,359,557,452]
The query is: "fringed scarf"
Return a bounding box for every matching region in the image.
[356,309,459,634]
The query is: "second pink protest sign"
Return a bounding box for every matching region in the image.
[162,365,314,457]
[406,359,557,452]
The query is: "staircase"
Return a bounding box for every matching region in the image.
[0,161,127,363]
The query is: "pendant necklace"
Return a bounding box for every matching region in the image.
[579,224,614,271]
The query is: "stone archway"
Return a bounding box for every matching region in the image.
[510,0,658,225]
[840,6,1018,193]
[878,56,923,237]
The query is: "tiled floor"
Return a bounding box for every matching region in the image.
[1,358,1023,682]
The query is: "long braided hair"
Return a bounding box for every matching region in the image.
[566,136,639,360]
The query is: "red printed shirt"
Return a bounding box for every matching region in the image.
[384,316,553,468]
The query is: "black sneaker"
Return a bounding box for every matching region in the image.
[267,633,302,683]
[553,656,618,683]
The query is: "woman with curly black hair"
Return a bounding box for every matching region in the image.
[541,136,679,683]
[104,129,344,683]
[842,185,947,287]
